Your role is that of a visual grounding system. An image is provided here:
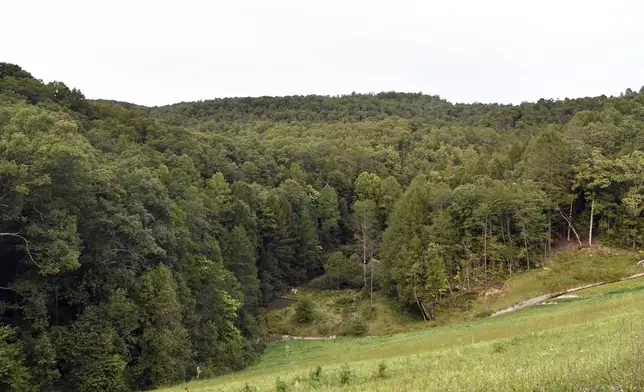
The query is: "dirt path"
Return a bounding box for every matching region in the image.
[491,272,644,317]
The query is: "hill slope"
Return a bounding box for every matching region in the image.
[157,276,644,392]
[265,247,642,337]
[1,63,643,391]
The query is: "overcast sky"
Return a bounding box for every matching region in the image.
[3,0,643,106]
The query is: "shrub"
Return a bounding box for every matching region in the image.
[339,364,354,385]
[317,323,331,336]
[307,274,339,290]
[491,341,507,353]
[240,382,257,392]
[274,377,288,392]
[309,365,323,382]
[333,291,361,306]
[342,317,368,337]
[293,299,315,324]
[375,361,387,379]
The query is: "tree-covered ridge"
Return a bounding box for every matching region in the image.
[0,62,643,391]
[151,89,638,129]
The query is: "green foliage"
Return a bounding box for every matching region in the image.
[0,326,35,392]
[294,299,316,324]
[240,382,257,392]
[313,251,363,290]
[309,365,323,382]
[134,266,192,388]
[274,377,288,392]
[339,364,354,385]
[355,172,382,202]
[154,279,644,392]
[1,63,643,392]
[222,226,261,307]
[375,361,387,379]
[342,317,368,337]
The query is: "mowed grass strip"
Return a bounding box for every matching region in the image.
[156,277,644,392]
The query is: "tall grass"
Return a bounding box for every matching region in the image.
[157,277,644,392]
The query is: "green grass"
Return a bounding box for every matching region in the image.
[466,247,642,317]
[266,289,422,337]
[268,248,642,335]
[156,275,644,392]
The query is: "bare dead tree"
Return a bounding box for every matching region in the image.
[555,208,583,248]
[0,232,41,269]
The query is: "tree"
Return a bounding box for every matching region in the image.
[521,128,572,250]
[574,150,615,247]
[379,176,402,223]
[134,266,192,389]
[354,172,382,202]
[2,63,644,391]
[222,226,261,307]
[0,326,34,392]
[354,200,379,288]
[315,185,341,249]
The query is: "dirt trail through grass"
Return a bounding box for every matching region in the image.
[491,271,644,317]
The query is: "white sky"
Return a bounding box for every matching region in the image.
[3,0,643,107]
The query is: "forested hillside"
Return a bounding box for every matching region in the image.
[1,62,643,391]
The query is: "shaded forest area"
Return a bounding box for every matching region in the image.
[1,62,643,391]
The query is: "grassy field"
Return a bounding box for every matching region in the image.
[268,247,642,336]
[462,247,642,318]
[157,274,644,392]
[266,289,422,337]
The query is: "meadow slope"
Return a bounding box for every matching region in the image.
[157,276,644,392]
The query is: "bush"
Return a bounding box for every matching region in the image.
[307,274,340,290]
[491,341,507,353]
[342,317,368,337]
[333,290,361,306]
[294,299,315,324]
[375,361,387,379]
[309,365,323,382]
[316,323,331,336]
[240,382,257,392]
[339,364,354,385]
[275,377,288,392]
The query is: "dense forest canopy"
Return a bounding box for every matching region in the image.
[1,62,643,391]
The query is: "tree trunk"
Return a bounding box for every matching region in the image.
[483,217,488,283]
[588,195,595,247]
[362,224,367,288]
[413,287,428,322]
[522,224,530,269]
[556,208,582,247]
[370,261,373,309]
[567,198,574,242]
[547,211,552,252]
[506,215,514,275]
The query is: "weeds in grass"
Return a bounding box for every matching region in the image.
[339,364,354,385]
[491,341,506,353]
[274,377,287,392]
[239,382,256,392]
[309,366,323,383]
[375,361,387,379]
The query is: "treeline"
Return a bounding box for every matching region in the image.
[0,63,642,391]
